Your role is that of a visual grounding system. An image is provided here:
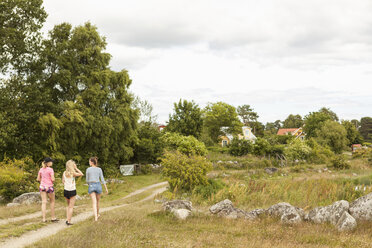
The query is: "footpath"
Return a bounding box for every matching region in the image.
[0,182,168,248]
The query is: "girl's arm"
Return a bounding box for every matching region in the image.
[100,169,108,194]
[74,168,84,177]
[62,172,65,184]
[37,171,41,181]
[85,169,89,183]
[51,169,55,182]
[103,183,108,195]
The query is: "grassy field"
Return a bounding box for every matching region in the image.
[4,155,372,247]
[28,201,372,248]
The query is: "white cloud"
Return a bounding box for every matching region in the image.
[42,0,372,123]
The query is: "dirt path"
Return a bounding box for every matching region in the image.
[0,181,167,226]
[0,182,168,248]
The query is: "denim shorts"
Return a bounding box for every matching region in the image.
[88,182,102,194]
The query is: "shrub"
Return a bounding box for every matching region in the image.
[252,138,271,156]
[229,139,253,156]
[306,138,334,164]
[161,150,212,191]
[284,139,312,161]
[330,155,350,170]
[193,179,225,199]
[0,158,38,201]
[161,132,207,156]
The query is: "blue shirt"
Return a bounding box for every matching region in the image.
[86,167,106,184]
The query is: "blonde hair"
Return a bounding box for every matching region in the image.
[65,160,76,178]
[41,162,47,168]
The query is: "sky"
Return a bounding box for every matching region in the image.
[42,0,372,124]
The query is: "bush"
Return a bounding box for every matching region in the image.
[0,158,38,201]
[252,138,271,156]
[193,179,225,199]
[229,139,253,156]
[284,139,312,161]
[306,138,334,164]
[330,155,350,170]
[161,132,207,156]
[161,150,212,191]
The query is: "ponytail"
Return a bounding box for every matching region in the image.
[89,156,98,166]
[41,162,47,168]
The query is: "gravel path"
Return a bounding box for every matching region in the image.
[0,182,168,248]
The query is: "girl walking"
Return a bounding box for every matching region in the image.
[37,157,58,223]
[62,160,84,225]
[86,157,108,221]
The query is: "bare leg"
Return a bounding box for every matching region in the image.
[96,193,101,218]
[40,192,47,222]
[48,192,56,220]
[90,192,98,221]
[65,198,70,222]
[67,196,76,223]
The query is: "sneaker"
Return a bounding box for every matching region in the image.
[65,221,73,226]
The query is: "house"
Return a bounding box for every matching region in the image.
[351,144,362,153]
[158,125,166,132]
[277,127,305,140]
[219,126,257,147]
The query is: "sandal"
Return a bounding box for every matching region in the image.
[65,221,73,226]
[51,219,59,222]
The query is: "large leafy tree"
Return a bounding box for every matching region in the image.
[166,99,203,138]
[315,120,348,154]
[237,104,260,134]
[360,117,372,143]
[303,108,337,138]
[341,120,363,146]
[282,114,303,128]
[203,102,242,142]
[0,0,47,74]
[0,21,138,169]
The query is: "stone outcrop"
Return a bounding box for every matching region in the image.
[11,192,41,205]
[307,200,349,225]
[163,200,193,220]
[171,209,192,220]
[349,192,372,221]
[336,212,357,232]
[163,200,193,212]
[264,168,278,175]
[209,199,264,220]
[266,202,304,224]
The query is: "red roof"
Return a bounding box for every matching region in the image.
[277,128,298,135]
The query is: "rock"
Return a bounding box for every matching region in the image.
[154,199,163,204]
[352,173,357,176]
[171,209,191,220]
[336,212,357,232]
[12,192,41,205]
[245,209,266,220]
[264,168,278,175]
[163,200,192,212]
[349,192,372,221]
[210,199,234,214]
[0,195,5,203]
[267,202,303,224]
[307,200,349,225]
[210,199,262,220]
[75,195,89,201]
[7,203,21,207]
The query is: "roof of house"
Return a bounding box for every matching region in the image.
[277,128,299,135]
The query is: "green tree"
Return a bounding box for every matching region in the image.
[282,114,303,128]
[237,104,260,134]
[166,99,203,138]
[303,109,335,138]
[203,102,242,142]
[360,117,372,142]
[342,120,363,146]
[133,122,163,164]
[0,0,47,74]
[161,132,207,156]
[315,120,348,154]
[319,107,339,121]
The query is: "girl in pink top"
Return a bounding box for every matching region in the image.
[37,157,58,222]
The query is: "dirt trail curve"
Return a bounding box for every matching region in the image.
[0,182,168,248]
[0,181,167,226]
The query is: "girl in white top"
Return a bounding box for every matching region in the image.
[62,160,83,225]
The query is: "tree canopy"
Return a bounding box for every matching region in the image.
[166,99,203,138]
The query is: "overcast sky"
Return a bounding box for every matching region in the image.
[43,0,372,124]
